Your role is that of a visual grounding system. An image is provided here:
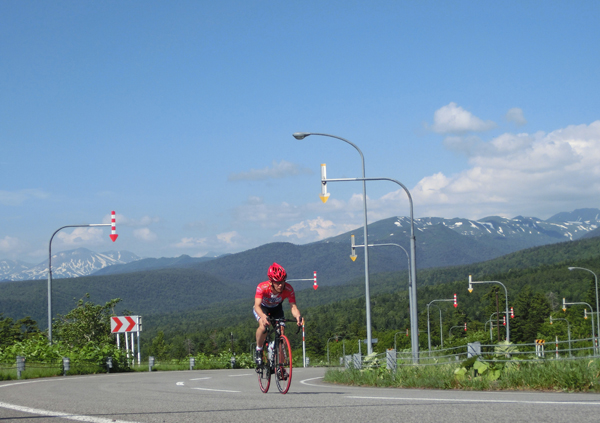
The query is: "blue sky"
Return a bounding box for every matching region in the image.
[2,1,600,263]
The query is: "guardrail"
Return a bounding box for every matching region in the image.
[334,336,600,370]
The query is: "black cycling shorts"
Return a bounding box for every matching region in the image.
[253,303,284,321]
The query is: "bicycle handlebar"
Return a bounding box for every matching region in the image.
[265,317,303,334]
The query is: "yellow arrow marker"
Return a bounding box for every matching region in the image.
[468,288,473,293]
[350,254,357,262]
[320,193,330,203]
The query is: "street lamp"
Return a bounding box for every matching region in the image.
[351,235,412,337]
[298,138,418,363]
[47,212,118,343]
[448,324,466,337]
[426,298,456,353]
[292,132,373,353]
[487,311,509,342]
[549,315,572,357]
[393,331,407,351]
[563,298,596,354]
[568,267,599,352]
[468,276,510,343]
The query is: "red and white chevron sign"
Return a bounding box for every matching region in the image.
[111,316,141,333]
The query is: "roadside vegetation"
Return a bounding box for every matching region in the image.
[324,357,600,392]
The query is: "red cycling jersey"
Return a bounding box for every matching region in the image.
[255,281,296,308]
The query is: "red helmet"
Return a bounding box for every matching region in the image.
[268,262,287,282]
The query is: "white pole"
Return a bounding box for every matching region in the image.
[302,320,306,368]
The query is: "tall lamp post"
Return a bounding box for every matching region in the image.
[568,267,599,352]
[549,315,572,357]
[468,276,510,343]
[295,132,418,363]
[563,298,596,355]
[47,212,118,343]
[351,236,412,341]
[292,132,373,353]
[426,298,455,353]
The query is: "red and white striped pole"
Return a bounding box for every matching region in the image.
[109,211,118,242]
[510,306,514,318]
[464,322,467,332]
[313,271,318,290]
[302,318,306,368]
[453,293,457,308]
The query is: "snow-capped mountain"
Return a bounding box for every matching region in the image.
[326,208,600,258]
[0,248,141,282]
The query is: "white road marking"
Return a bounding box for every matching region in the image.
[192,387,240,393]
[190,377,211,380]
[300,376,326,386]
[229,373,253,377]
[176,382,185,386]
[346,396,600,406]
[0,401,139,423]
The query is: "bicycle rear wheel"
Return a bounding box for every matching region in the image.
[275,335,292,394]
[257,343,271,393]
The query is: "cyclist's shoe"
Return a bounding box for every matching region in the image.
[254,349,262,367]
[277,367,288,381]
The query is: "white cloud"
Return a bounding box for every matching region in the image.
[505,107,527,126]
[430,102,496,134]
[275,217,356,241]
[228,160,312,181]
[173,237,208,248]
[216,231,239,245]
[55,227,106,246]
[0,236,26,254]
[410,120,600,219]
[0,189,50,206]
[133,228,157,242]
[171,231,244,257]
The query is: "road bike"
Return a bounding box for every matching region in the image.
[256,317,298,394]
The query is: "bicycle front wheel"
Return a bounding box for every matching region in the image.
[257,343,271,393]
[275,335,292,394]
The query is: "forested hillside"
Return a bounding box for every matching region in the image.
[138,236,600,359]
[1,235,600,361]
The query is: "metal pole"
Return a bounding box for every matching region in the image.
[321,173,418,362]
[427,303,431,355]
[564,300,595,354]
[439,306,443,348]
[426,299,454,353]
[569,267,599,354]
[47,223,110,343]
[469,278,510,343]
[293,133,373,354]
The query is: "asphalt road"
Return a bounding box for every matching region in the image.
[1,367,600,422]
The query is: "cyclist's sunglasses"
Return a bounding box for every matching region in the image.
[271,280,286,285]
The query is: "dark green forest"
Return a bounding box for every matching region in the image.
[139,237,600,361]
[2,235,600,362]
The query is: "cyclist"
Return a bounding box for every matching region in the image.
[253,262,302,367]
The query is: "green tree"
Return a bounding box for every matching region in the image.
[53,294,121,348]
[0,314,39,348]
[150,331,170,359]
[511,285,551,343]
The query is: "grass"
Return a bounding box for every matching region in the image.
[324,358,600,392]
